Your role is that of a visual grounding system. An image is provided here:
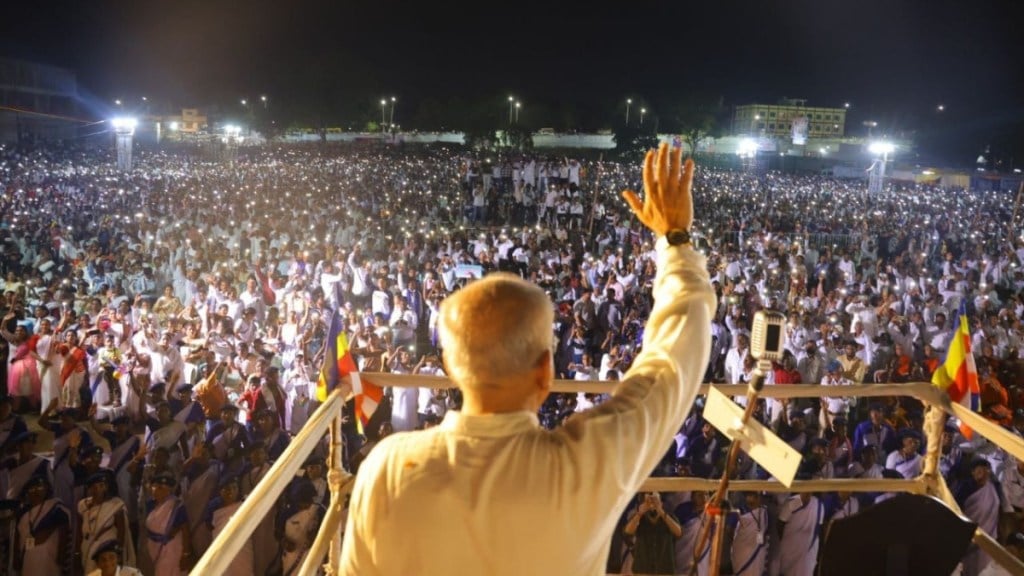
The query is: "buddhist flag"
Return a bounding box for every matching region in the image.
[315,311,384,434]
[316,312,357,402]
[931,301,980,438]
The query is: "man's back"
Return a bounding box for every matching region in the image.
[341,145,714,576]
[345,412,622,575]
[343,245,714,575]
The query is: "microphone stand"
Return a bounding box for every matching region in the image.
[690,358,772,576]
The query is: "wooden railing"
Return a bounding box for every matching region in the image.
[194,378,1024,575]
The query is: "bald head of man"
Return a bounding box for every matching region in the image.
[438,273,554,414]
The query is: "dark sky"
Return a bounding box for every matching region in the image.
[3,0,1023,163]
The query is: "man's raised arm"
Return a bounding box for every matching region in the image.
[562,143,716,505]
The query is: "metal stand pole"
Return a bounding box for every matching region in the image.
[326,411,344,574]
[708,499,731,574]
[690,359,771,576]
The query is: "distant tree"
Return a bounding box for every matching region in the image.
[412,98,446,132]
[504,125,534,151]
[611,121,658,163]
[450,98,498,149]
[667,96,725,156]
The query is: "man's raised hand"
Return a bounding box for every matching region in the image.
[622,142,695,237]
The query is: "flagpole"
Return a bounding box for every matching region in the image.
[587,154,603,241]
[1008,181,1023,245]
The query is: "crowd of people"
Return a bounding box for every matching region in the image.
[0,138,1022,575]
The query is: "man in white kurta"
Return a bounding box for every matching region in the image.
[341,145,714,575]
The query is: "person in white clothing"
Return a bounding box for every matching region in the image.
[959,458,1013,576]
[818,360,852,432]
[730,492,768,576]
[340,144,714,575]
[885,430,923,479]
[772,490,824,576]
[724,333,750,384]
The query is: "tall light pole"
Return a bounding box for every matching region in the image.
[514,101,521,124]
[224,125,242,162]
[868,141,895,195]
[626,98,632,125]
[261,95,268,110]
[508,96,515,124]
[864,120,878,138]
[389,96,396,127]
[640,107,647,126]
[111,117,137,171]
[380,99,387,130]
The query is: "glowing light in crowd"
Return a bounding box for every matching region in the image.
[110,117,138,133]
[868,141,895,155]
[737,138,758,157]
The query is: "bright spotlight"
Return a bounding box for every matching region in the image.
[169,121,179,131]
[737,138,758,157]
[224,124,241,136]
[868,141,895,155]
[110,117,138,132]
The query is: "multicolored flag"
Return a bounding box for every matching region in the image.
[316,311,384,434]
[931,301,980,438]
[253,264,276,305]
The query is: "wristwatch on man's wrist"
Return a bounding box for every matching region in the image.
[664,228,692,246]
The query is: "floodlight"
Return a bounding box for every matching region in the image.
[737,138,758,157]
[868,141,895,155]
[110,117,138,132]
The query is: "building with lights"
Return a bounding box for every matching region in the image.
[0,57,82,144]
[733,98,847,140]
[163,108,208,134]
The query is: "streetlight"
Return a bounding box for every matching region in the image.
[114,99,122,107]
[261,95,268,109]
[937,104,945,112]
[508,96,515,124]
[110,117,137,171]
[844,102,851,109]
[389,96,396,127]
[514,101,521,123]
[640,107,647,126]
[867,141,895,194]
[626,98,632,125]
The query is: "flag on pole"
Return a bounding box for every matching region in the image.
[253,264,276,305]
[931,301,980,438]
[315,311,384,434]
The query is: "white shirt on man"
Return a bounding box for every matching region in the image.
[341,241,715,575]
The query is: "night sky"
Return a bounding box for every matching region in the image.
[3,0,1023,163]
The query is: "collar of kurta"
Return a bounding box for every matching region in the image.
[439,410,540,437]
